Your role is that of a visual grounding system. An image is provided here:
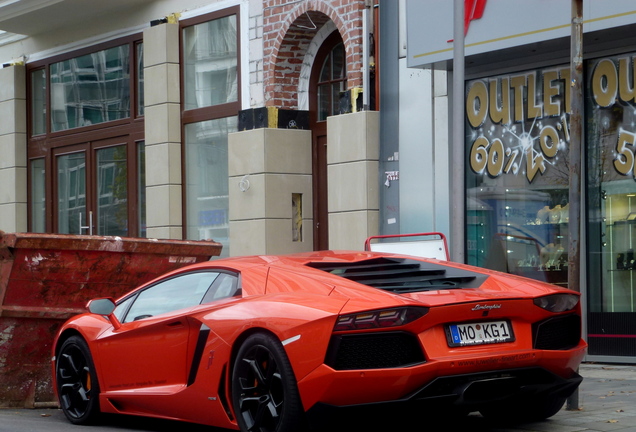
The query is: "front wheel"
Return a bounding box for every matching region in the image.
[231,333,306,432]
[55,335,101,424]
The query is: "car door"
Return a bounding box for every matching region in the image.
[94,271,221,393]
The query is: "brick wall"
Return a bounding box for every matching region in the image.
[261,0,365,108]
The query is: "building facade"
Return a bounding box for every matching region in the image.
[0,0,380,258]
[4,0,634,365]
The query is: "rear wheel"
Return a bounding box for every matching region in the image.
[231,333,306,432]
[56,335,101,424]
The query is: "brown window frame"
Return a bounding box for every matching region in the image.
[26,34,145,236]
[179,6,242,240]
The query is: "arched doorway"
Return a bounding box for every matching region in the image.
[309,31,346,250]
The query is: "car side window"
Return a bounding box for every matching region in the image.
[201,272,240,304]
[122,271,220,323]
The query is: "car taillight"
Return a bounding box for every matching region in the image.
[533,294,579,313]
[334,307,429,331]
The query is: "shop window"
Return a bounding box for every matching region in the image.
[586,53,636,357]
[465,65,571,288]
[181,6,240,256]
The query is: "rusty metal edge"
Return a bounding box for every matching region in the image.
[0,232,222,257]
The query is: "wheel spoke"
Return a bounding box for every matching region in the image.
[236,345,286,431]
[57,344,94,420]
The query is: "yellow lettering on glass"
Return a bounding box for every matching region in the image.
[592,59,618,107]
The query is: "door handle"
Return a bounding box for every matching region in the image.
[79,211,93,235]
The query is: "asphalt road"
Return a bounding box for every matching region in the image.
[0,408,512,432]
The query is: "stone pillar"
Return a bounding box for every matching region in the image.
[0,65,27,233]
[327,111,380,250]
[143,23,182,239]
[228,128,313,256]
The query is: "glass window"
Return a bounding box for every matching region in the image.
[201,272,239,303]
[137,42,145,117]
[138,142,146,237]
[587,54,636,314]
[96,145,128,236]
[317,42,346,121]
[585,53,636,358]
[122,272,220,322]
[31,69,46,135]
[465,66,571,287]
[183,15,238,110]
[57,152,86,234]
[50,45,130,132]
[185,117,237,256]
[27,37,144,236]
[30,158,46,232]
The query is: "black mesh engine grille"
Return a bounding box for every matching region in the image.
[533,314,581,350]
[307,257,487,293]
[326,332,425,370]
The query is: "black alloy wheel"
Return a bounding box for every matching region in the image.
[231,333,306,432]
[56,335,101,424]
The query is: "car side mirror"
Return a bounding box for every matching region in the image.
[87,297,116,315]
[86,298,121,330]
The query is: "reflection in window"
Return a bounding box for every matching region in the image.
[137,42,144,117]
[586,54,636,315]
[50,45,130,131]
[30,158,46,232]
[31,69,46,135]
[96,146,128,236]
[465,67,570,288]
[57,152,86,234]
[138,142,146,237]
[183,15,238,110]
[185,117,237,256]
[123,272,220,322]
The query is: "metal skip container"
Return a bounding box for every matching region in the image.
[0,231,222,407]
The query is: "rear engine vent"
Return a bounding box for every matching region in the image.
[307,257,486,293]
[533,314,581,350]
[325,332,425,370]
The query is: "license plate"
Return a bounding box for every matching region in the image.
[446,320,514,347]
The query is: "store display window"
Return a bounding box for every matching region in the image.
[465,65,571,287]
[586,53,636,357]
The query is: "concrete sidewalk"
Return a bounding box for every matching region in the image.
[471,363,636,432]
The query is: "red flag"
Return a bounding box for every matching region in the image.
[465,0,487,35]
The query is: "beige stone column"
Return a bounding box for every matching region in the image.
[228,128,313,256]
[0,65,27,233]
[327,111,380,250]
[143,23,182,239]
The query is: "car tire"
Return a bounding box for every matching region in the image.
[480,395,566,423]
[55,335,101,425]
[231,332,306,432]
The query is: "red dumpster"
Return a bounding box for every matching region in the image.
[0,231,222,408]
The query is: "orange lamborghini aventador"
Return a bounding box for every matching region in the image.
[52,251,586,431]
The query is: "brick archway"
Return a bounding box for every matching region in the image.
[263,0,364,109]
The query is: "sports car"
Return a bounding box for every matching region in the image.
[52,250,586,431]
